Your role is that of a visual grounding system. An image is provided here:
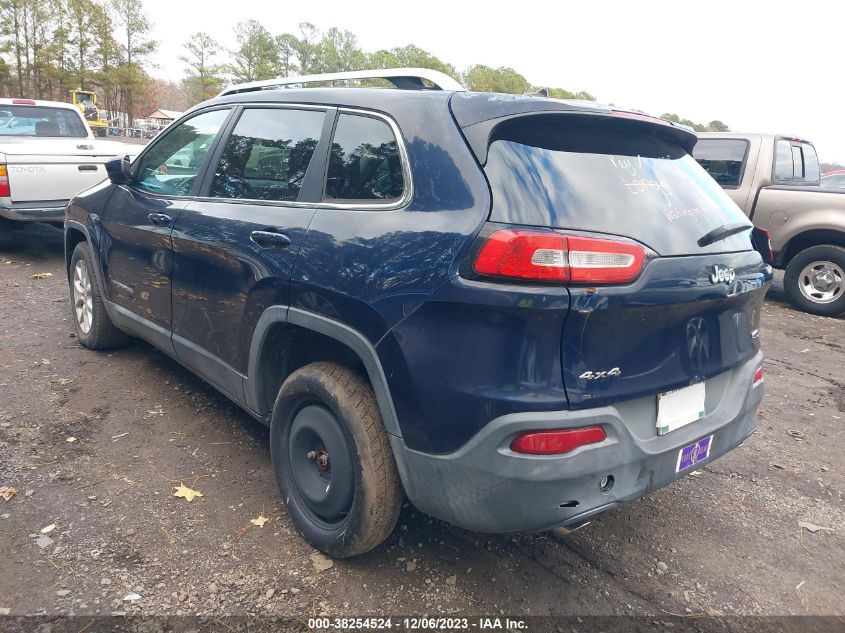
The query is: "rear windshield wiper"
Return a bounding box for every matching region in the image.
[697,222,752,247]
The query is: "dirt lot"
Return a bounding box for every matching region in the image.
[1,223,843,622]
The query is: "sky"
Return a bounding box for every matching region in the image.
[145,0,845,164]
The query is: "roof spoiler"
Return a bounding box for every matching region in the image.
[462,109,699,165]
[218,67,466,97]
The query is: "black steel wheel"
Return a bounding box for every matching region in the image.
[270,362,402,557]
[287,403,355,525]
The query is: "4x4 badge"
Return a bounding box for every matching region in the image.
[579,367,622,380]
[709,265,736,284]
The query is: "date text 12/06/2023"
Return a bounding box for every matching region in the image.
[307,617,528,630]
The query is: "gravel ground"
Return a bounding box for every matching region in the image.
[0,222,842,620]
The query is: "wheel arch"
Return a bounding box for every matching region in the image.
[64,220,110,300]
[64,222,90,278]
[246,306,403,438]
[778,228,845,267]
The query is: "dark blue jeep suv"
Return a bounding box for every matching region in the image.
[64,69,770,557]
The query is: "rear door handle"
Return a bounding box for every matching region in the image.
[147,213,172,226]
[250,230,291,248]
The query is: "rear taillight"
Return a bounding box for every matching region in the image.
[758,227,774,264]
[510,426,607,455]
[0,165,9,198]
[473,230,568,281]
[752,366,763,386]
[473,229,646,284]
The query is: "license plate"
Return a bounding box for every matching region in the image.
[676,435,713,472]
[656,382,705,435]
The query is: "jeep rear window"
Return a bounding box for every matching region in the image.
[692,139,748,188]
[0,105,88,137]
[483,116,752,256]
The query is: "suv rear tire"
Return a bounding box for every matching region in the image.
[270,362,403,557]
[69,242,129,349]
[783,245,845,316]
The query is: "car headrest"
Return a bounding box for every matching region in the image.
[35,120,61,136]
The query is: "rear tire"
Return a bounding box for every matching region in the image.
[69,242,129,349]
[270,362,402,558]
[783,245,845,317]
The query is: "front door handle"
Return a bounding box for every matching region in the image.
[250,230,291,248]
[147,213,172,226]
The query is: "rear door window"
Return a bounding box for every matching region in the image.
[802,143,820,181]
[209,108,326,202]
[692,139,748,188]
[483,116,751,256]
[773,139,820,184]
[774,140,793,180]
[324,113,404,202]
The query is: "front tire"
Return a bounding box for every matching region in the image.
[270,362,402,558]
[783,245,845,316]
[69,242,129,349]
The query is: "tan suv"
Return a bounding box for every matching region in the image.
[694,133,845,316]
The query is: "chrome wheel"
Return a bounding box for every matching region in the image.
[798,260,844,304]
[73,259,94,334]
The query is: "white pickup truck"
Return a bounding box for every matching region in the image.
[0,98,138,225]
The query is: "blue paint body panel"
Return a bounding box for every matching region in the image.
[64,86,771,532]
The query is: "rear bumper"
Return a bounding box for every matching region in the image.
[392,351,763,533]
[0,200,68,222]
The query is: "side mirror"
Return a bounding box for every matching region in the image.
[105,155,133,185]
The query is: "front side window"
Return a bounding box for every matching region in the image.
[209,108,325,202]
[135,109,230,196]
[692,139,749,188]
[324,113,404,201]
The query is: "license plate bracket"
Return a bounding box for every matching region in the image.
[657,382,705,435]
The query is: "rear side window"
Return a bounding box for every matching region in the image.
[324,113,404,202]
[210,108,325,202]
[692,139,748,188]
[774,139,820,183]
[483,116,752,256]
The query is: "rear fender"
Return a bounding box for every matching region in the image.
[777,226,845,267]
[245,306,402,439]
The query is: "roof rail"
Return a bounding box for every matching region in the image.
[218,67,466,97]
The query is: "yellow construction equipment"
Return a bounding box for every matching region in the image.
[68,89,109,136]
